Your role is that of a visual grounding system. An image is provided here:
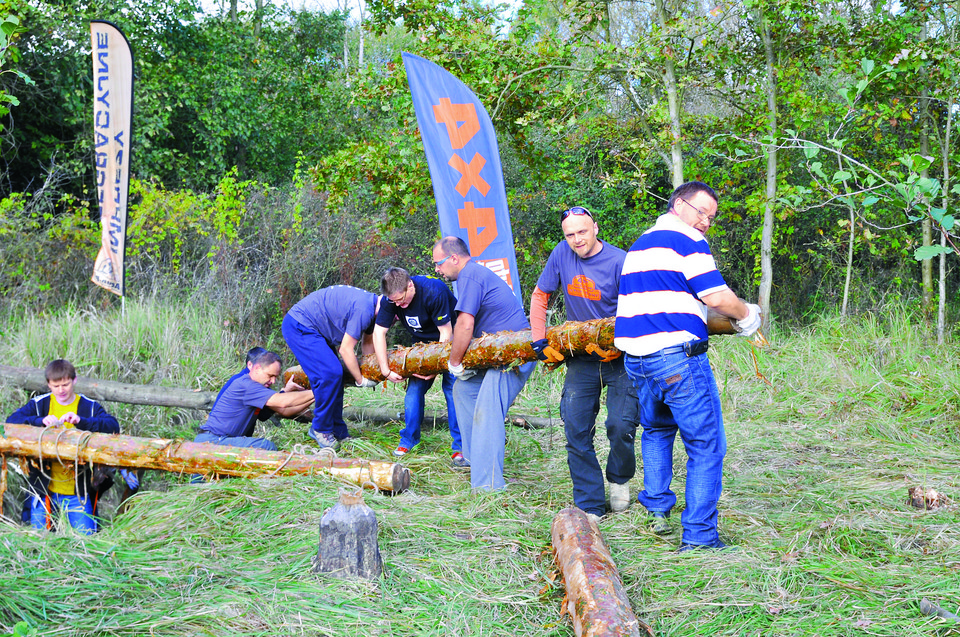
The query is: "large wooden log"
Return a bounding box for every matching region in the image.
[0,364,215,410]
[551,507,654,637]
[0,424,409,493]
[292,313,735,384]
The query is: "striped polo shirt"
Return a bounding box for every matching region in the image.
[614,213,729,356]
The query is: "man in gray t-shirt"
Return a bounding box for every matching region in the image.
[529,205,640,518]
[432,236,536,491]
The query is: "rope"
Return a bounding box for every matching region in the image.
[34,426,53,481]
[361,477,380,496]
[73,430,95,499]
[265,448,298,478]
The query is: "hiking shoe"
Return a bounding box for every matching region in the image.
[609,482,630,512]
[308,428,338,449]
[451,452,470,469]
[649,512,671,535]
[393,446,409,458]
[677,540,737,553]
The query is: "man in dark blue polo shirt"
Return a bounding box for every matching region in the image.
[373,267,462,464]
[196,350,314,450]
[281,285,380,449]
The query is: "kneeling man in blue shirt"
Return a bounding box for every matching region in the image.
[196,350,315,451]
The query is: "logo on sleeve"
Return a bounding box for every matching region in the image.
[567,275,601,301]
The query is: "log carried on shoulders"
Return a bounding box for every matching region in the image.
[286,313,737,385]
[0,424,409,493]
[551,507,654,637]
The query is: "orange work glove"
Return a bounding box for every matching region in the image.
[530,339,565,364]
[585,343,622,363]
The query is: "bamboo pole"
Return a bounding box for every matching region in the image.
[0,424,409,493]
[551,507,654,637]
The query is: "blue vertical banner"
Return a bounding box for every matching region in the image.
[402,52,522,301]
[90,20,133,297]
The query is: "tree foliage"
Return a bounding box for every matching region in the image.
[0,0,959,331]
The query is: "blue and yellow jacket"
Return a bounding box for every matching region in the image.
[7,393,120,501]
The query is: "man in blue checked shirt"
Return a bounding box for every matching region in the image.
[615,181,761,551]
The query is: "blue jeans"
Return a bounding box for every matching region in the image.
[195,432,278,451]
[30,493,95,534]
[282,314,349,440]
[562,355,640,516]
[453,361,535,490]
[624,349,726,547]
[400,372,461,452]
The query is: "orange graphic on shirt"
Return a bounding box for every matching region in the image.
[567,275,601,301]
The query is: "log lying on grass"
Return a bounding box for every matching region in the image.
[551,507,654,637]
[0,423,409,493]
[0,364,215,410]
[337,406,557,430]
[287,313,737,384]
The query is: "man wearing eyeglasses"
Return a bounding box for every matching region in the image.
[529,205,640,520]
[432,236,536,490]
[615,181,761,551]
[373,267,465,466]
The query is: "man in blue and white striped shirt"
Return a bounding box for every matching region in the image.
[614,181,761,551]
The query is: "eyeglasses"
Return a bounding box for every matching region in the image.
[679,197,716,225]
[389,285,409,305]
[433,254,451,267]
[561,206,593,221]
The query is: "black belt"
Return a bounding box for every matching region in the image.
[643,338,709,358]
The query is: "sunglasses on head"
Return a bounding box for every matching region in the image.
[561,206,593,221]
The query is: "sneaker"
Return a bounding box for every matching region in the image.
[586,512,603,526]
[451,452,470,469]
[649,512,671,535]
[677,539,736,553]
[308,428,338,449]
[609,482,630,512]
[393,446,409,458]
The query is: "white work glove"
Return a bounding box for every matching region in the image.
[735,303,762,337]
[355,378,379,388]
[447,361,477,381]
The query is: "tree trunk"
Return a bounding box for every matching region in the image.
[0,364,216,410]
[920,101,933,314]
[358,0,365,68]
[758,11,777,331]
[254,0,264,38]
[840,154,856,317]
[937,94,953,345]
[655,0,684,186]
[0,424,410,493]
[551,507,654,637]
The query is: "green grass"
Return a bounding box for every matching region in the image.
[2,302,960,636]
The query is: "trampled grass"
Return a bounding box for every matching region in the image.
[2,301,960,636]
